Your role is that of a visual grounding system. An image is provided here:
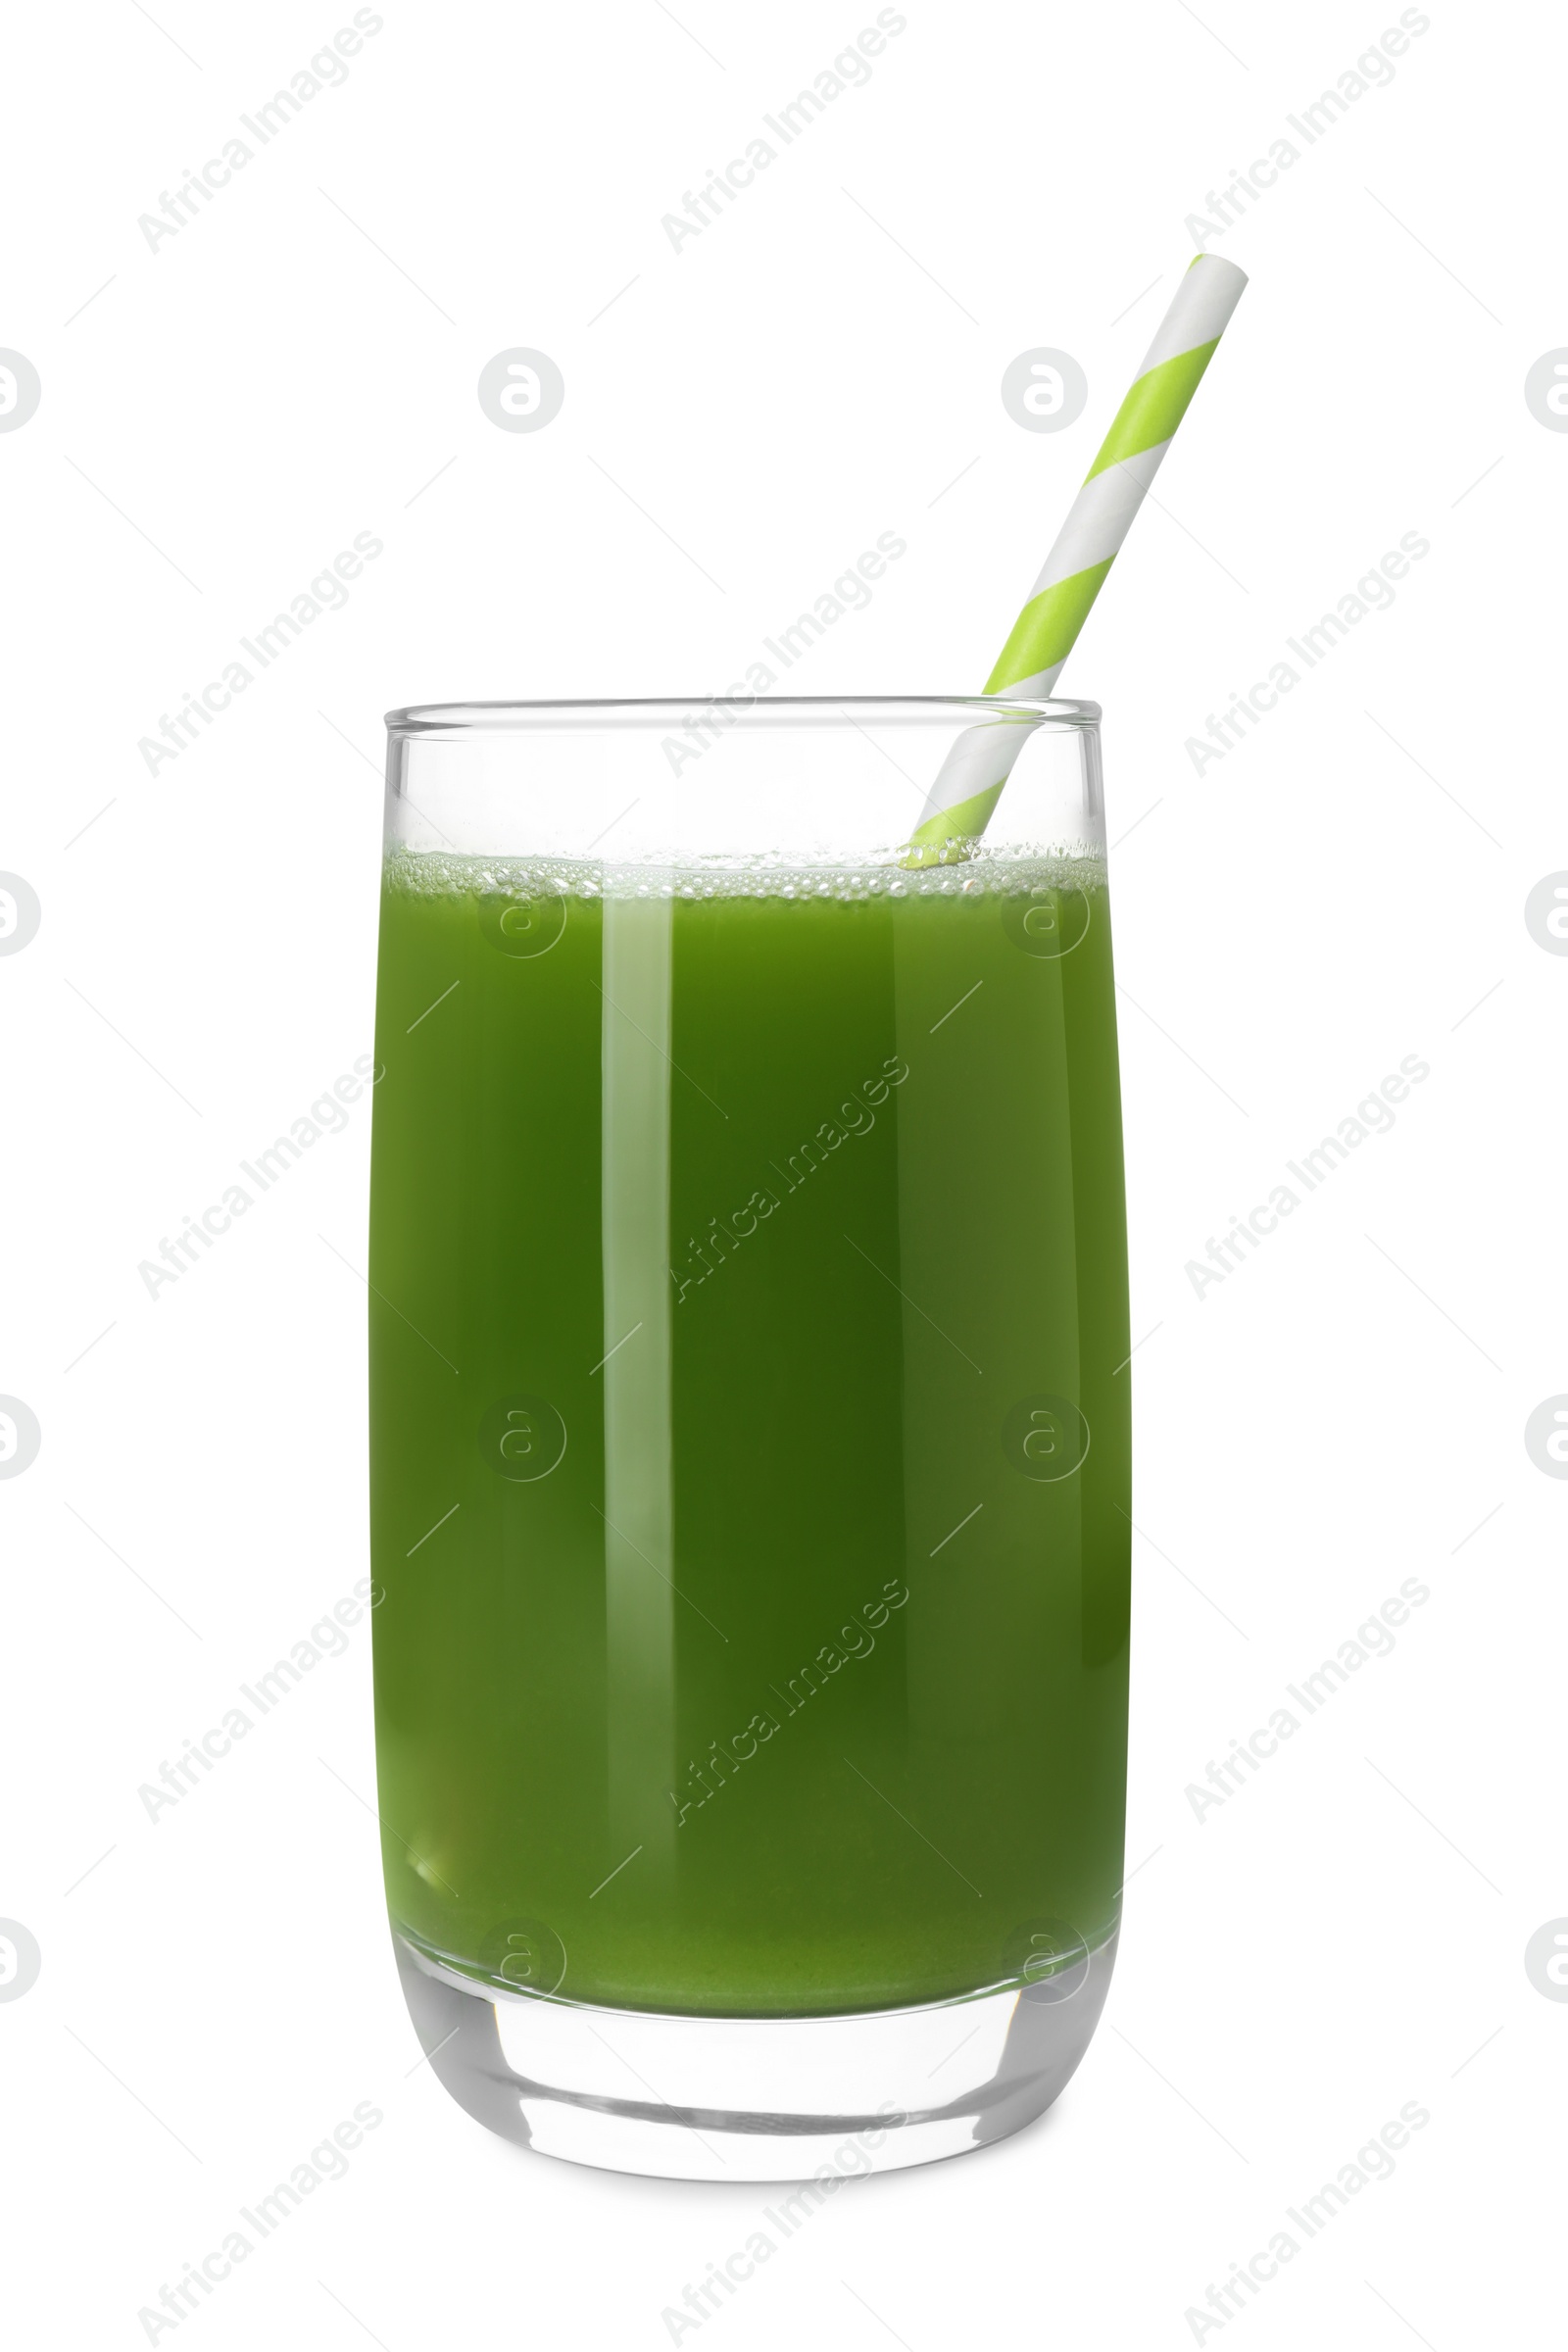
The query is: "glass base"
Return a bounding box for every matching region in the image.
[394,1927,1117,2180]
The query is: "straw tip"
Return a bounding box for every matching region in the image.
[1190,251,1250,290]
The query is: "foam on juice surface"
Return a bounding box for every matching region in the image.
[382,843,1108,905]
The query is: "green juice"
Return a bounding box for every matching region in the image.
[368,852,1130,2018]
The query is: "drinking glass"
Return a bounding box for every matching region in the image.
[368,697,1129,2179]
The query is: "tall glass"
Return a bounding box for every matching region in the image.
[368,698,1130,2180]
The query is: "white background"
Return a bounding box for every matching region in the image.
[3,0,1563,2343]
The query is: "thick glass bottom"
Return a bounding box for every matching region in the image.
[394,1926,1117,2181]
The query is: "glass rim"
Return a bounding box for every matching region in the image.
[384,694,1102,739]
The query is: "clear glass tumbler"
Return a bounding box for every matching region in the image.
[368,696,1129,2179]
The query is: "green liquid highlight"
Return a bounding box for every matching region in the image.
[369,854,1130,2017]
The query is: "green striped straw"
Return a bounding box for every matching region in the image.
[907,253,1249,855]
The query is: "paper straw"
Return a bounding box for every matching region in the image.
[907,253,1249,856]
